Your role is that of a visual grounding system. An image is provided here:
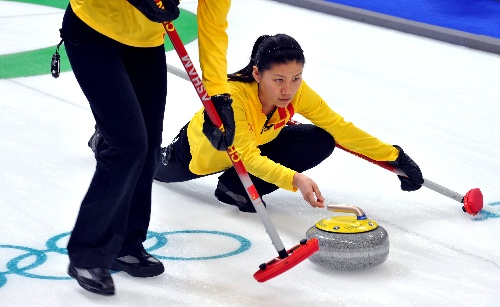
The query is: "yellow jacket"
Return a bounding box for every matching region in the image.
[69,0,231,95]
[187,80,399,191]
[69,0,166,47]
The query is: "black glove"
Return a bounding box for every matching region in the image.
[389,145,424,191]
[202,94,235,151]
[126,0,180,23]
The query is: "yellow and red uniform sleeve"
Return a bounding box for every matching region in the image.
[294,82,399,162]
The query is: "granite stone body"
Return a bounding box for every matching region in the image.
[306,225,389,270]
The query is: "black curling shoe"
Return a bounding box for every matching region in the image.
[214,182,266,213]
[68,264,115,296]
[111,251,164,278]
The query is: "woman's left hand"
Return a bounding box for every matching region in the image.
[292,173,325,208]
[389,145,424,191]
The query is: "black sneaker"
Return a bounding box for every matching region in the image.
[214,182,266,213]
[68,264,115,296]
[88,125,103,153]
[111,251,164,278]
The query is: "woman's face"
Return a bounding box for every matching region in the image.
[252,61,303,110]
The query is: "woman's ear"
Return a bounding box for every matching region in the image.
[252,65,260,83]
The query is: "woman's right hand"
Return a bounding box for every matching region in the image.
[127,0,180,23]
[292,172,325,208]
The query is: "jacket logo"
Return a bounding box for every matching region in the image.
[227,145,241,163]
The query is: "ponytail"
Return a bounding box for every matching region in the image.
[228,34,305,83]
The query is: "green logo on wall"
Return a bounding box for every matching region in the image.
[0,0,198,79]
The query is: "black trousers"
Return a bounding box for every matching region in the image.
[62,6,167,268]
[155,124,335,198]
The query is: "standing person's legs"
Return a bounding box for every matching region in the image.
[63,7,148,271]
[216,124,335,211]
[100,45,168,278]
[115,45,167,260]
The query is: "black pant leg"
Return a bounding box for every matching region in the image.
[118,45,167,256]
[62,7,161,267]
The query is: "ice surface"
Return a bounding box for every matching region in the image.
[0,0,499,306]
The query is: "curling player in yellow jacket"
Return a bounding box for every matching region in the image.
[61,0,234,296]
[153,33,424,213]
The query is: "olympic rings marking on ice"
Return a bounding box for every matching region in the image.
[472,201,500,221]
[147,230,251,261]
[0,230,251,288]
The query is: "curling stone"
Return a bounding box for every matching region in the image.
[305,204,389,271]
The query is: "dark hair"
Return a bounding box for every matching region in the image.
[228,34,305,83]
